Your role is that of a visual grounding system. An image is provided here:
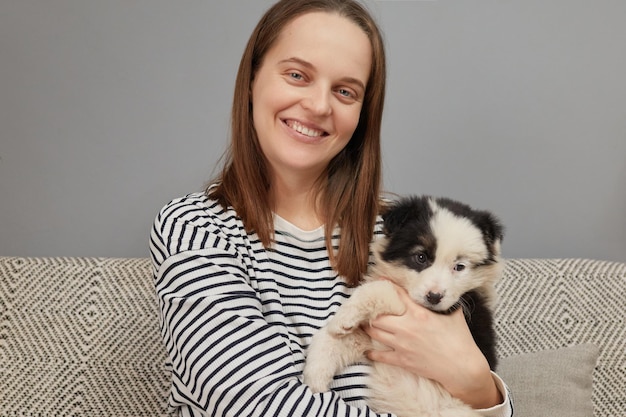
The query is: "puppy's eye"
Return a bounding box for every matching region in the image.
[413,253,428,265]
[454,263,466,272]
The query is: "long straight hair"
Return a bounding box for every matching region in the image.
[209,0,386,286]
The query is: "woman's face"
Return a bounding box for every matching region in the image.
[251,11,372,183]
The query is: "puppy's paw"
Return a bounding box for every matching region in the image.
[302,364,333,393]
[304,329,352,392]
[327,306,363,336]
[304,370,329,393]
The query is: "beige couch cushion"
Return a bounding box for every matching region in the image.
[498,344,599,417]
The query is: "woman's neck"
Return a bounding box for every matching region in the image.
[271,174,324,231]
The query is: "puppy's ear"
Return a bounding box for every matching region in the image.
[382,204,409,235]
[382,196,430,235]
[474,210,504,249]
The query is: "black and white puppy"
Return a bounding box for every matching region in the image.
[303,195,504,417]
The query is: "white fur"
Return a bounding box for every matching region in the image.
[302,199,503,417]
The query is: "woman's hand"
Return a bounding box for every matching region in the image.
[363,283,502,409]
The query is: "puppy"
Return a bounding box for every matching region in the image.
[303,195,504,417]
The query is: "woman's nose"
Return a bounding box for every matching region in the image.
[302,86,332,116]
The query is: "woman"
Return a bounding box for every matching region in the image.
[150,1,513,416]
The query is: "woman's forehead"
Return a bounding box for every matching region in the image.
[266,12,372,85]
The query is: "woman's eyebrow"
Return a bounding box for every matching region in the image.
[278,56,366,91]
[278,56,314,69]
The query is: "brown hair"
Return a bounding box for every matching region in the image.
[209,0,386,286]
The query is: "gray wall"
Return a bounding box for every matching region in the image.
[1,1,624,262]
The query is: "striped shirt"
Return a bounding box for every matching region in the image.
[149,192,513,417]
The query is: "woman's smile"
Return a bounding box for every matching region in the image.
[283,119,329,141]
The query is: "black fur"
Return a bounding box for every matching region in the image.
[459,290,498,370]
[381,196,437,270]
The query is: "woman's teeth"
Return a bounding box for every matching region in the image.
[287,120,325,137]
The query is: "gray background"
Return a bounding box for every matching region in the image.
[1,0,624,262]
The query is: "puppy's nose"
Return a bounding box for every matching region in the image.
[426,291,444,305]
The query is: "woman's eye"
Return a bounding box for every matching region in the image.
[338,89,352,98]
[337,88,360,101]
[289,72,303,81]
[454,263,466,272]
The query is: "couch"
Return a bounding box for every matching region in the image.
[0,256,624,416]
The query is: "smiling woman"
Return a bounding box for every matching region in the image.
[251,11,371,221]
[209,0,387,285]
[149,1,513,416]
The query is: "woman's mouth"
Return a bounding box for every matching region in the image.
[284,120,328,138]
